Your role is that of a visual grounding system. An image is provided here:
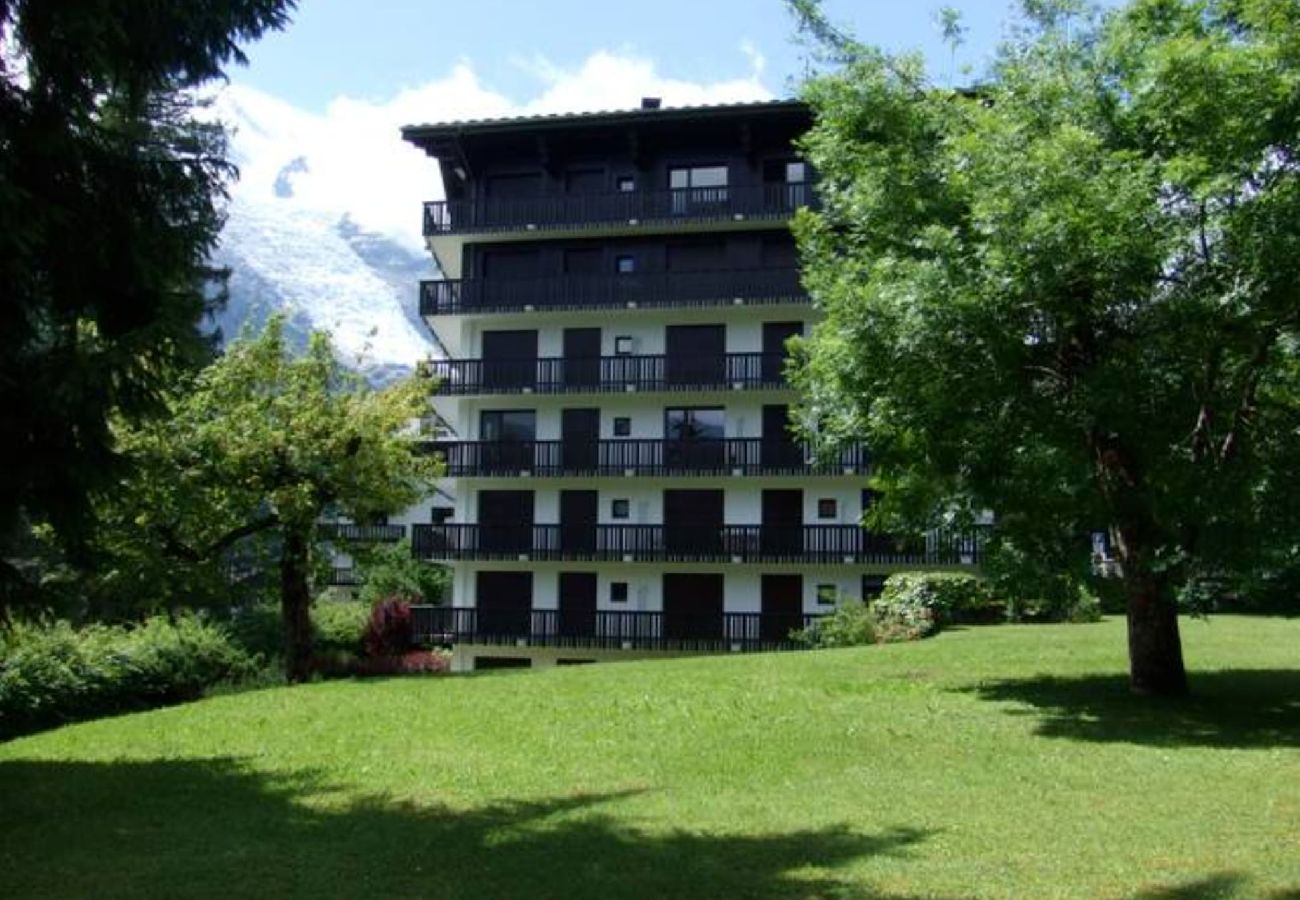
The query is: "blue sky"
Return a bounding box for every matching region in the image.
[215,0,1119,259]
[237,0,1031,112]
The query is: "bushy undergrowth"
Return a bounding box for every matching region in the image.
[0,615,256,740]
[794,600,877,648]
[364,599,413,658]
[228,600,370,662]
[798,573,1001,649]
[874,572,996,628]
[230,598,445,680]
[1005,586,1103,623]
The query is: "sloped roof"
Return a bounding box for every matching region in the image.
[400,98,808,144]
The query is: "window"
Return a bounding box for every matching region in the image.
[670,165,728,190]
[480,410,536,442]
[430,507,453,524]
[616,255,636,274]
[610,582,629,603]
[614,336,634,356]
[616,176,635,192]
[669,165,729,214]
[816,583,838,606]
[611,499,630,519]
[763,159,811,210]
[613,417,632,437]
[665,407,725,442]
[817,498,838,520]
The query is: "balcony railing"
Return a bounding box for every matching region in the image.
[328,567,363,586]
[410,606,826,653]
[422,183,815,236]
[317,523,407,542]
[428,352,791,396]
[419,267,805,316]
[425,438,867,477]
[411,524,984,566]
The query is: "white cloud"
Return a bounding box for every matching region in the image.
[214,49,775,253]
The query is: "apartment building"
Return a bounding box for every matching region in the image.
[401,99,980,670]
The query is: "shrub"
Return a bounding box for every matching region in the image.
[794,600,877,648]
[873,572,994,630]
[228,600,369,662]
[354,540,448,605]
[312,600,370,657]
[315,649,449,678]
[1004,584,1104,623]
[0,614,256,740]
[364,599,414,658]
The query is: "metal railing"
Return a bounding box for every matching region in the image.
[317,523,407,542]
[328,568,363,586]
[409,606,826,652]
[419,267,805,316]
[411,524,983,565]
[422,183,815,236]
[423,438,868,477]
[428,352,791,395]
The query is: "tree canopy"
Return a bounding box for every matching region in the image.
[99,318,439,681]
[0,0,295,606]
[789,0,1300,695]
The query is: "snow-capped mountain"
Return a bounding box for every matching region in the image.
[207,85,444,384]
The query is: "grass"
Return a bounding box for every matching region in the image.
[1,616,1298,899]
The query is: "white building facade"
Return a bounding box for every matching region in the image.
[401,100,980,671]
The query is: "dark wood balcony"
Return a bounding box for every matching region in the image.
[409,606,825,653]
[411,524,984,566]
[424,438,867,477]
[317,523,407,542]
[422,183,815,237]
[428,352,791,396]
[419,267,805,316]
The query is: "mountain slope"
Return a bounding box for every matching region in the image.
[208,85,441,384]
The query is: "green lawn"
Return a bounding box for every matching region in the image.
[1,616,1297,899]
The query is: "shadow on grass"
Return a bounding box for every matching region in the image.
[0,757,936,900]
[1130,872,1300,899]
[963,669,1300,749]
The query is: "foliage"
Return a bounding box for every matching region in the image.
[788,0,1300,695]
[0,614,256,739]
[794,599,878,648]
[353,540,448,606]
[95,317,439,681]
[227,600,369,663]
[0,0,296,614]
[1005,584,1104,624]
[313,601,371,658]
[313,649,449,678]
[3,617,1297,898]
[982,535,1104,621]
[874,572,994,629]
[364,600,414,659]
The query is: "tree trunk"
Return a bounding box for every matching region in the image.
[1089,429,1188,697]
[1121,562,1188,697]
[279,527,314,683]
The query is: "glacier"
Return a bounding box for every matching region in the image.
[207,84,444,384]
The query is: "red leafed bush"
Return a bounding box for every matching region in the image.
[364,599,413,658]
[311,649,448,678]
[355,651,448,676]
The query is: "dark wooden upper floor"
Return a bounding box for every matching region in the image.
[402,101,813,239]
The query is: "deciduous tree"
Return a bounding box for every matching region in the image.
[788,0,1300,695]
[108,318,439,682]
